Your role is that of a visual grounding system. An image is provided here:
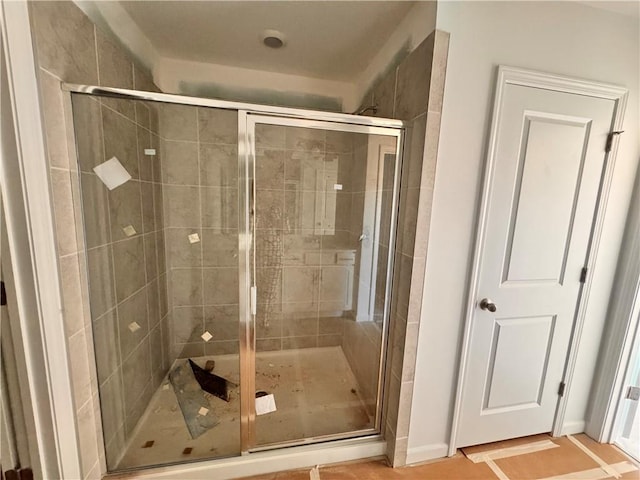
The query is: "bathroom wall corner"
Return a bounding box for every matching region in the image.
[380,29,449,467]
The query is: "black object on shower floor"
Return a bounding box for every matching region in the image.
[189,359,233,402]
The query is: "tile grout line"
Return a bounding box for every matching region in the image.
[197,106,206,357]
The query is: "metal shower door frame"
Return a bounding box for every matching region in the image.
[239,112,404,453]
[60,82,406,461]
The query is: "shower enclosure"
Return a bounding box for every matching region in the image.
[67,85,403,472]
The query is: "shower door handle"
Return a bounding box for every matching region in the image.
[250,286,257,315]
[249,179,255,230]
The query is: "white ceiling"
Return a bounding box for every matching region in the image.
[119,1,417,81]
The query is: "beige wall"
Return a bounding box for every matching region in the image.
[29,1,161,477]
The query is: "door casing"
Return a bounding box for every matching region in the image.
[449,65,628,455]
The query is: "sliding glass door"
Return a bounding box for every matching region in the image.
[70,88,403,471]
[241,114,402,451]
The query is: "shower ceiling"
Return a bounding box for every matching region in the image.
[117,1,416,80]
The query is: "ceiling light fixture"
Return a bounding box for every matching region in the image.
[262,29,286,49]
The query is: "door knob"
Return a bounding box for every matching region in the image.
[480,298,497,312]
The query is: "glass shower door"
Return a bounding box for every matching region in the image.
[70,94,243,470]
[244,115,401,449]
[70,87,403,467]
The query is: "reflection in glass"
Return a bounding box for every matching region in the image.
[71,92,399,469]
[253,124,397,445]
[72,95,241,470]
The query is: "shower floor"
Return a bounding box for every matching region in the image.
[116,346,372,470]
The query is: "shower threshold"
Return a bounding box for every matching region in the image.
[114,346,374,471]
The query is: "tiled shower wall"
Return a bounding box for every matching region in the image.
[253,125,361,351]
[158,104,242,359]
[342,132,397,417]
[72,95,171,468]
[28,1,446,475]
[29,1,163,477]
[161,117,377,359]
[362,30,449,466]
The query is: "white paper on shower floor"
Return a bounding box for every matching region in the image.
[255,394,277,415]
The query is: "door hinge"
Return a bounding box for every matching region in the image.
[1,280,6,306]
[558,382,566,397]
[605,131,624,153]
[625,386,640,401]
[580,267,588,283]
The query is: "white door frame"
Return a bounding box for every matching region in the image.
[610,302,640,458]
[448,65,628,456]
[586,172,640,443]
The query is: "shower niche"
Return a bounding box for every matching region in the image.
[70,91,403,471]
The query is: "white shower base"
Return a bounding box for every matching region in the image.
[115,346,372,471]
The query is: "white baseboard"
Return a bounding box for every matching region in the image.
[560,420,586,436]
[403,422,587,469]
[108,438,386,479]
[405,443,449,465]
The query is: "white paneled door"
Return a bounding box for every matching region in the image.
[456,71,620,447]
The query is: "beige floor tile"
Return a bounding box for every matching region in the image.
[116,347,371,470]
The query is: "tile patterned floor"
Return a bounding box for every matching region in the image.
[116,347,371,470]
[241,434,639,479]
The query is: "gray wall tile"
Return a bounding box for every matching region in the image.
[30,1,98,85]
[108,180,143,241]
[80,173,111,249]
[166,228,202,267]
[112,237,146,302]
[51,168,78,256]
[87,245,116,318]
[162,140,199,185]
[164,185,201,228]
[198,107,238,145]
[60,254,85,337]
[40,70,70,168]
[121,340,151,416]
[117,288,149,360]
[203,267,239,305]
[72,96,104,173]
[93,309,119,385]
[102,106,139,179]
[170,268,203,306]
[160,104,197,141]
[394,34,434,121]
